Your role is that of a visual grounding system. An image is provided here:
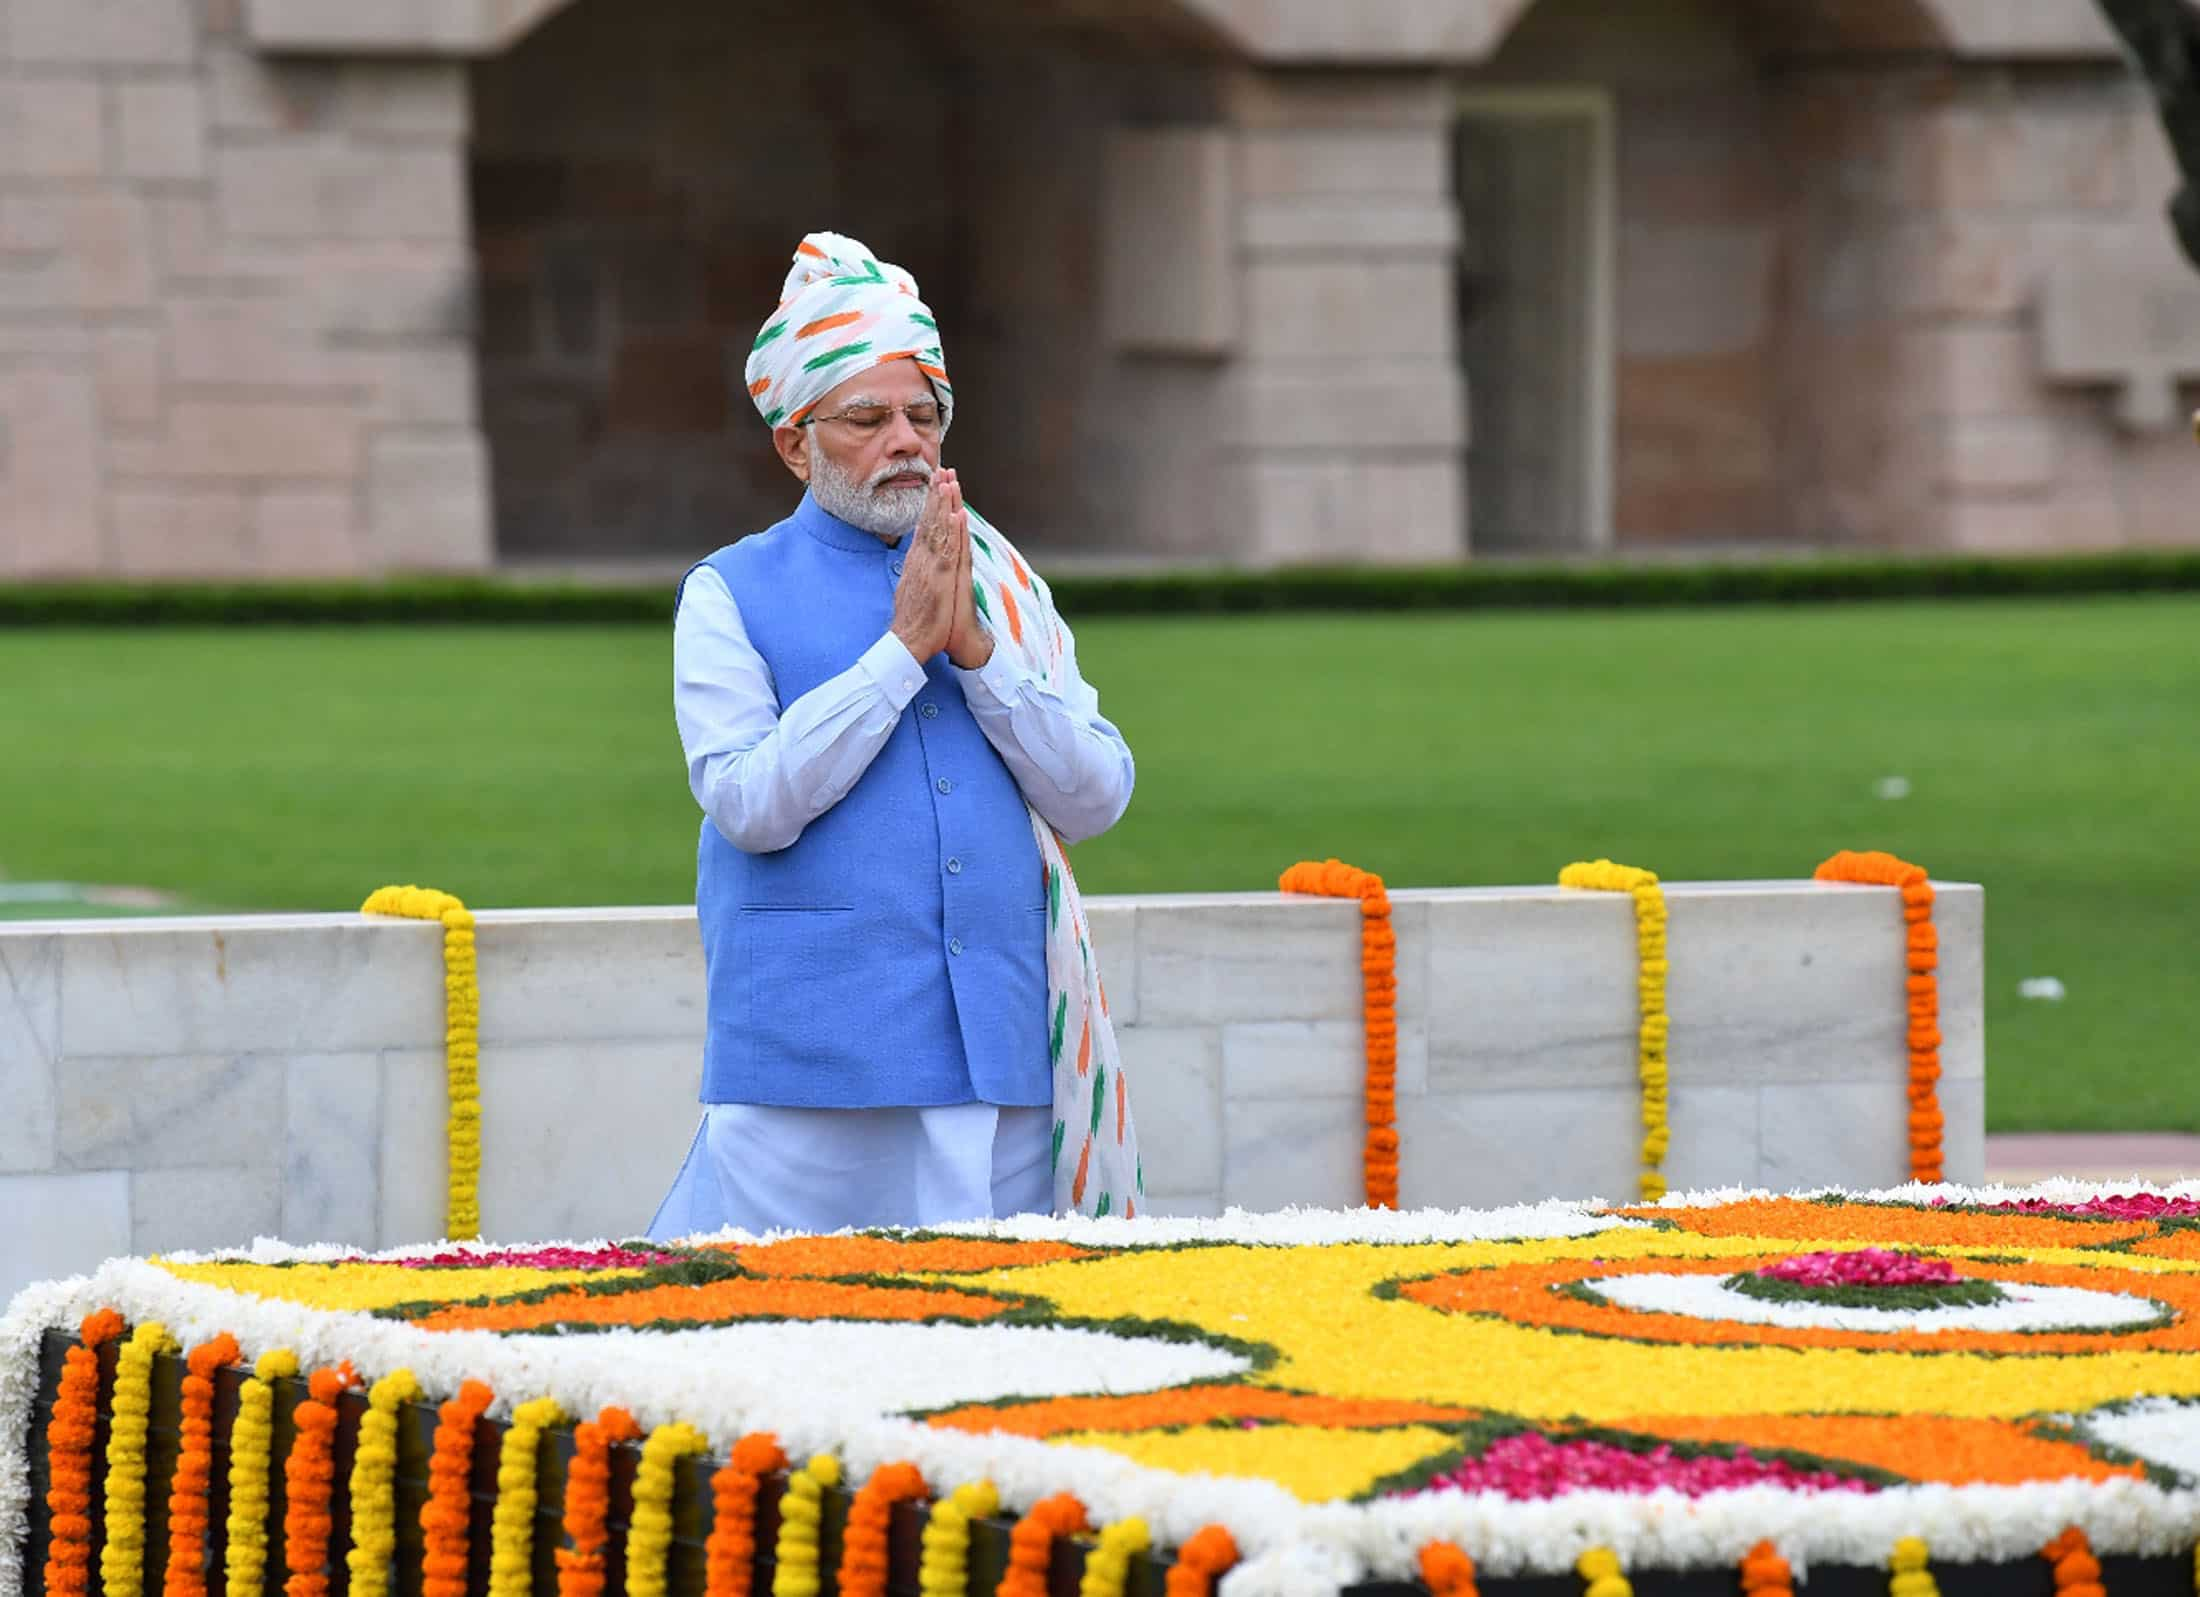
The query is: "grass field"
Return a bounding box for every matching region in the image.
[4,596,2195,1132]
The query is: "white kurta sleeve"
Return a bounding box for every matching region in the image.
[675,565,927,854]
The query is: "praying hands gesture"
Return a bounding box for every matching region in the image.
[889,469,993,670]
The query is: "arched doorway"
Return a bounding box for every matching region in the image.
[1458,0,1958,553]
[467,0,1227,569]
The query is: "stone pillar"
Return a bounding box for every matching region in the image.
[1221,73,1468,565]
[0,0,491,577]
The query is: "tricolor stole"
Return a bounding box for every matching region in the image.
[967,509,1143,1218]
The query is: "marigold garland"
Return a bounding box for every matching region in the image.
[1576,1547,1631,1597]
[1165,1525,1239,1597]
[1279,859,1399,1207]
[1739,1541,1793,1596]
[1890,1536,1941,1597]
[554,1406,643,1597]
[2042,1528,2106,1597]
[1418,1542,1478,1597]
[283,1365,358,1597]
[629,1421,710,1597]
[771,1454,843,1597]
[1079,1518,1152,1597]
[838,1462,930,1597]
[164,1333,242,1597]
[43,1309,124,1597]
[487,1396,568,1597]
[704,1433,789,1597]
[1559,860,1671,1200]
[225,1349,298,1597]
[346,1368,422,1597]
[102,1320,177,1597]
[996,1493,1088,1597]
[422,1378,497,1597]
[1814,850,1943,1182]
[362,883,482,1238]
[919,1481,999,1597]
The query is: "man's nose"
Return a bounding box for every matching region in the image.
[881,408,925,454]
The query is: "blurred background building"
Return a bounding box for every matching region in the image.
[2,0,2196,578]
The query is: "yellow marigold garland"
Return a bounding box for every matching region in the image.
[101,1320,176,1597]
[1576,1547,1632,1597]
[629,1422,710,1597]
[346,1368,422,1597]
[919,1482,999,1597]
[1559,860,1671,1199]
[225,1349,298,1597]
[362,884,482,1238]
[1890,1537,1940,1597]
[1079,1519,1152,1597]
[485,1397,568,1597]
[771,1454,842,1597]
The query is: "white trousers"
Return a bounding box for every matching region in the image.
[646,1102,1054,1238]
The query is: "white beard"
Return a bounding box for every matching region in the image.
[810,448,932,540]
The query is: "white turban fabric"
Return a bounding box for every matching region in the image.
[743,231,953,432]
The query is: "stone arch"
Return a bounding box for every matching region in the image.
[463,0,1232,562]
[1492,0,1958,56]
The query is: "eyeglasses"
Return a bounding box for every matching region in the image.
[802,400,945,437]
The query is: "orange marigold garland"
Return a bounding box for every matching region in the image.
[283,1365,357,1597]
[2042,1528,2106,1597]
[1279,859,1399,1208]
[1814,849,1943,1181]
[1739,1541,1793,1596]
[163,1333,242,1597]
[422,1379,496,1597]
[1165,1526,1239,1597]
[1418,1542,1479,1597]
[704,1433,789,1597]
[838,1462,930,1597]
[996,1493,1089,1597]
[554,1406,642,1597]
[42,1309,125,1597]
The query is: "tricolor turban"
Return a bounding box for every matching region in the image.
[744,231,953,432]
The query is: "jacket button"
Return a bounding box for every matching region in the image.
[921,703,939,719]
[948,937,964,956]
[946,858,962,875]
[936,777,953,794]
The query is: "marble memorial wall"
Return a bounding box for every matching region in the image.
[0,883,1984,1304]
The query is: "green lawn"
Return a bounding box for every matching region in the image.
[4,598,2195,1132]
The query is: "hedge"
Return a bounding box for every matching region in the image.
[3,549,2199,626]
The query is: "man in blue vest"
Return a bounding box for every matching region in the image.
[647,232,1137,1237]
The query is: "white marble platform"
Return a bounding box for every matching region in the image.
[0,881,1984,1305]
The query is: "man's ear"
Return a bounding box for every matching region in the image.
[771,423,811,483]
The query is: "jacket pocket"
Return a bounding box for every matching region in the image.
[744,907,858,1042]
